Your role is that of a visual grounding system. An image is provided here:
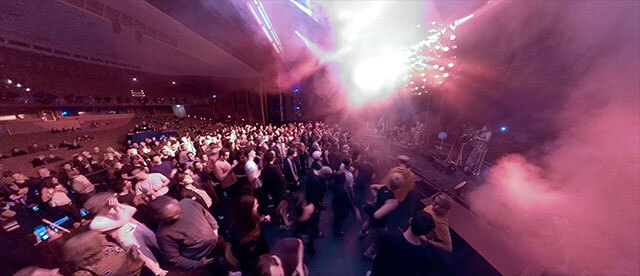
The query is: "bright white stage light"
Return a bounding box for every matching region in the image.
[353,50,407,92]
[448,63,454,67]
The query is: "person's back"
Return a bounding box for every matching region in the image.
[372,211,436,276]
[153,197,219,270]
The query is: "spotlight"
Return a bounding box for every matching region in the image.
[171,81,176,85]
[16,83,22,88]
[227,115,231,118]
[450,35,456,40]
[132,77,137,81]
[443,73,449,78]
[439,67,445,71]
[25,88,31,91]
[448,63,454,68]
[212,94,217,99]
[433,65,439,69]
[500,126,507,132]
[6,79,12,84]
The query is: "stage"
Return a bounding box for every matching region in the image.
[360,133,546,276]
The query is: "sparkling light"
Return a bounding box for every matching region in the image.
[450,35,456,40]
[448,63,454,67]
[443,73,449,77]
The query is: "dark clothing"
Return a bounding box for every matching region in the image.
[331,186,353,232]
[370,187,395,228]
[117,193,135,206]
[355,162,375,207]
[230,229,269,275]
[304,174,325,208]
[149,161,174,179]
[271,238,301,276]
[262,164,286,204]
[311,162,322,171]
[372,232,433,276]
[178,187,209,209]
[282,157,298,183]
[156,199,219,270]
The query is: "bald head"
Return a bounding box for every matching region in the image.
[149,196,183,222]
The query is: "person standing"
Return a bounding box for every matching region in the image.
[331,171,360,236]
[261,152,286,206]
[370,211,436,276]
[382,155,415,203]
[229,195,270,275]
[131,167,170,201]
[283,148,299,191]
[213,148,238,199]
[464,125,492,176]
[360,173,403,259]
[150,196,226,272]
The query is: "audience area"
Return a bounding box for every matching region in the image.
[2,117,464,276]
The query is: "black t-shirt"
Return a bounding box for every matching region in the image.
[304,174,324,206]
[149,161,174,179]
[270,238,300,276]
[370,187,395,228]
[372,232,433,276]
[355,162,374,186]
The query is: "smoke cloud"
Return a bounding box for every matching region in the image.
[467,1,640,275]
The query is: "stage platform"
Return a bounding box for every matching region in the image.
[360,133,546,276]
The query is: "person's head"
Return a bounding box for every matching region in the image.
[219,148,230,161]
[193,160,203,171]
[317,166,333,179]
[409,211,436,236]
[432,193,452,216]
[62,163,72,170]
[231,195,261,242]
[130,167,147,180]
[341,157,352,169]
[311,151,322,161]
[175,173,193,186]
[149,196,183,222]
[11,172,25,183]
[113,179,132,194]
[257,254,284,276]
[397,155,411,168]
[244,147,256,160]
[12,147,20,152]
[12,266,62,276]
[104,152,114,161]
[388,172,404,190]
[286,148,296,157]
[62,231,110,269]
[264,151,275,164]
[187,152,195,160]
[37,168,51,178]
[92,147,100,154]
[151,154,162,164]
[83,192,116,215]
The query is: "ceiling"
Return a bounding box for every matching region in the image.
[0,0,262,79]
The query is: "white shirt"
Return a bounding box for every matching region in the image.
[245,159,261,188]
[135,173,169,199]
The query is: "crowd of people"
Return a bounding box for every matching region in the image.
[4,118,454,276]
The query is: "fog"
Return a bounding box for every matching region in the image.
[463,1,640,275]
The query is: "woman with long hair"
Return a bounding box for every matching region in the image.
[229,194,270,275]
